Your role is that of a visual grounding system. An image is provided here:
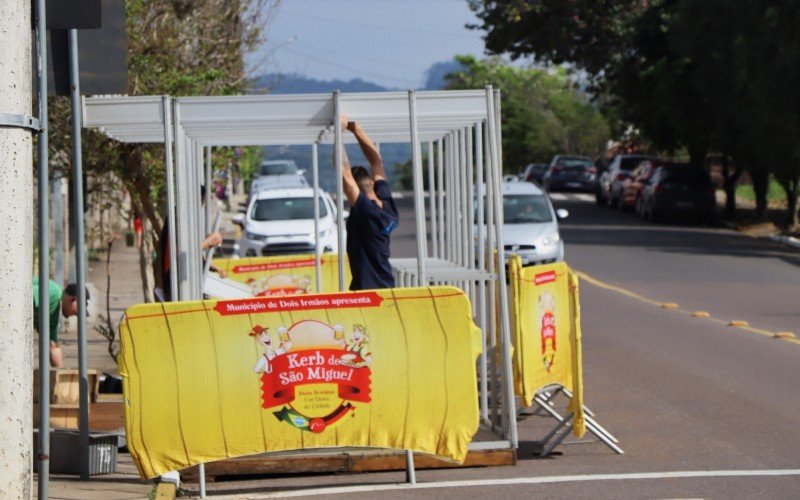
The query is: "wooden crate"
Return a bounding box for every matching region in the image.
[33,368,100,405]
[33,403,82,429]
[182,448,516,483]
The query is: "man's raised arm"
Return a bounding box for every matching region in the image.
[338,114,360,206]
[347,121,386,182]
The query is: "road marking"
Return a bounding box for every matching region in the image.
[243,469,800,498]
[547,193,596,202]
[574,270,798,346]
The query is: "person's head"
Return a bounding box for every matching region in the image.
[61,284,90,318]
[351,166,374,194]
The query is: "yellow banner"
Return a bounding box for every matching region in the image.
[509,258,585,437]
[212,254,351,296]
[119,287,481,478]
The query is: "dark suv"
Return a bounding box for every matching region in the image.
[542,155,597,192]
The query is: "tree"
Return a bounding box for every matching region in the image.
[444,55,610,171]
[47,0,280,299]
[469,0,800,227]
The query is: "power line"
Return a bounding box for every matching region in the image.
[276,44,420,88]
[291,41,420,72]
[279,8,479,39]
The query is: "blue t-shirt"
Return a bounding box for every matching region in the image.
[346,180,399,290]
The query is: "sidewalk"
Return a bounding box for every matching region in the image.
[56,239,145,375]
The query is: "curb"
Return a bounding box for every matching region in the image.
[769,235,800,251]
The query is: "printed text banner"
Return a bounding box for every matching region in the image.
[509,258,585,436]
[118,286,481,478]
[213,254,351,296]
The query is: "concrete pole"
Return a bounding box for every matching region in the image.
[0,1,34,498]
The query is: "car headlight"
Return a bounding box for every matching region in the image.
[540,233,560,247]
[319,229,332,237]
[246,231,267,241]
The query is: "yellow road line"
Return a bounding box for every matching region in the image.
[574,269,798,346]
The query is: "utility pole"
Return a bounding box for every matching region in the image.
[0,1,34,498]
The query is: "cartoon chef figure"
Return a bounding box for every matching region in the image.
[250,325,292,374]
[342,324,372,368]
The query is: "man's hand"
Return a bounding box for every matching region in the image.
[346,120,357,133]
[201,231,223,250]
[339,113,349,132]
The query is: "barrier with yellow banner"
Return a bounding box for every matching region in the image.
[508,258,585,437]
[118,286,481,479]
[212,254,351,296]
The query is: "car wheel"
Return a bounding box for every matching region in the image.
[595,188,605,205]
[608,190,619,209]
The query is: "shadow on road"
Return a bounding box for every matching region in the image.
[555,200,800,268]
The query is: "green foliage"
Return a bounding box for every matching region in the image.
[445,55,610,171]
[469,0,800,226]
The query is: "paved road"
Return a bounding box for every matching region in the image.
[228,192,800,498]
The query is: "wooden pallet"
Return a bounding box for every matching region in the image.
[182,447,516,483]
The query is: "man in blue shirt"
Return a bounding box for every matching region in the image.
[339,115,399,290]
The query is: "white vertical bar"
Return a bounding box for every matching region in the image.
[162,97,178,300]
[436,140,445,259]
[454,130,463,266]
[488,86,517,446]
[474,121,488,423]
[459,128,469,268]
[172,102,189,301]
[408,91,427,283]
[466,126,476,310]
[199,463,206,497]
[427,141,437,259]
[447,134,455,262]
[205,146,212,234]
[192,141,203,298]
[333,91,346,291]
[484,118,498,428]
[312,142,322,292]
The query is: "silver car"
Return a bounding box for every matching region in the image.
[500,181,567,265]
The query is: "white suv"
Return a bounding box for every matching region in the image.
[233,187,342,258]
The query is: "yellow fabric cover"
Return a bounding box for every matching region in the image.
[118,286,481,478]
[508,257,585,437]
[212,253,351,296]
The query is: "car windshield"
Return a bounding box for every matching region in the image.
[503,195,553,223]
[556,158,593,170]
[259,162,297,176]
[620,157,651,171]
[251,197,328,221]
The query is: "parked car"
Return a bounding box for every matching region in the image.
[521,163,549,185]
[542,155,597,192]
[619,159,664,211]
[233,186,342,257]
[636,164,715,222]
[596,154,657,207]
[249,160,307,195]
[476,181,568,266]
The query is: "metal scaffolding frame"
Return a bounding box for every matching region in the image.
[82,87,517,466]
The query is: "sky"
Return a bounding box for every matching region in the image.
[246,0,488,89]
